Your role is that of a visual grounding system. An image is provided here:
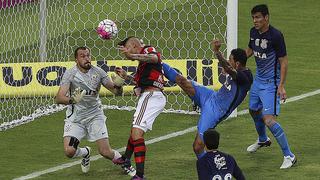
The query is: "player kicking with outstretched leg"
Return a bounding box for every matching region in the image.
[163,39,253,160]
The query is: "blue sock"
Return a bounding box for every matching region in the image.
[268,122,294,157]
[162,63,178,83]
[252,113,267,142]
[196,151,207,159]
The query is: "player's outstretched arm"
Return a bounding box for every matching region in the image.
[211,39,237,79]
[118,45,159,63]
[103,78,123,96]
[102,67,129,96]
[127,53,159,63]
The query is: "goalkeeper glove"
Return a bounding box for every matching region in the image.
[70,87,85,104]
[111,73,125,87]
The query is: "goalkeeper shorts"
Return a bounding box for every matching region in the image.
[63,114,109,142]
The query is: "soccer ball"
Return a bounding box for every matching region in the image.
[96,19,118,40]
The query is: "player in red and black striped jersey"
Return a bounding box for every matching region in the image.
[133,45,164,90]
[112,36,166,180]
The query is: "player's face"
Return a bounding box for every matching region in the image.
[76,49,91,70]
[251,12,268,31]
[125,43,134,54]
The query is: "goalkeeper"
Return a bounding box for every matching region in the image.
[163,39,253,159]
[55,46,134,175]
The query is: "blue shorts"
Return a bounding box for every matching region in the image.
[249,80,280,116]
[190,81,223,140]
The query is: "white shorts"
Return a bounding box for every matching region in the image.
[133,91,166,132]
[63,113,108,142]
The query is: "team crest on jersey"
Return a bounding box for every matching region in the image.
[214,154,227,170]
[222,74,232,91]
[260,39,268,49]
[91,74,99,87]
[255,39,260,47]
[144,47,156,54]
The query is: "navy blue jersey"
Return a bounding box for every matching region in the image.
[248,25,287,83]
[215,69,253,120]
[197,151,245,180]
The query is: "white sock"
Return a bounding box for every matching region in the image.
[73,147,89,158]
[112,150,122,160]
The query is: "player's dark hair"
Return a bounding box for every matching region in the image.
[203,128,220,150]
[74,46,90,58]
[231,48,247,66]
[251,4,269,17]
[118,36,135,46]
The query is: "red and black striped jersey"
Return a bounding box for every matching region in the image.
[134,46,164,89]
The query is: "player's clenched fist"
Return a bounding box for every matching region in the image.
[212,39,222,52]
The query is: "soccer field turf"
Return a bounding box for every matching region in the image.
[1,0,320,179]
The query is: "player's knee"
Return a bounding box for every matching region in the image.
[249,109,259,117]
[131,128,144,140]
[193,141,204,154]
[64,146,76,158]
[250,109,263,122]
[263,118,276,127]
[64,136,79,158]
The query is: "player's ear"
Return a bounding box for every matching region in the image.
[236,61,241,68]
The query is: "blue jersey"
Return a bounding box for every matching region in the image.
[248,25,287,83]
[215,69,253,119]
[191,69,252,139]
[197,151,245,180]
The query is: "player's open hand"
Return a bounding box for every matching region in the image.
[71,87,85,104]
[111,73,125,87]
[277,85,287,103]
[212,39,222,52]
[115,67,127,80]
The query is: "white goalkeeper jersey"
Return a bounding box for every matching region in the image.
[60,65,111,123]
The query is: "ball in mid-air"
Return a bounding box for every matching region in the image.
[96,19,118,40]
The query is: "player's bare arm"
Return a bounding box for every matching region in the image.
[102,79,123,96]
[246,47,253,58]
[212,39,237,79]
[118,46,158,63]
[55,84,71,105]
[55,85,85,105]
[102,71,124,96]
[278,56,288,102]
[114,67,136,85]
[129,53,158,63]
